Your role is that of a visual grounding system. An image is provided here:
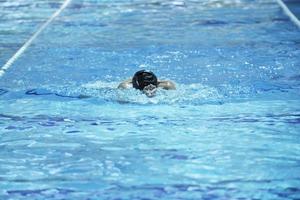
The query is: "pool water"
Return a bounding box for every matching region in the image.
[0,0,300,199]
[284,0,300,18]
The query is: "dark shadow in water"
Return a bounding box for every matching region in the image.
[0,89,8,96]
[25,89,89,99]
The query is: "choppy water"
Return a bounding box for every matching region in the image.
[0,0,300,199]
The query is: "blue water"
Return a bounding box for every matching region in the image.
[0,0,300,199]
[285,0,300,18]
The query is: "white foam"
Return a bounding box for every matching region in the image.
[82,81,119,89]
[82,82,222,105]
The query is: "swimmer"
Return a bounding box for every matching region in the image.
[118,70,176,97]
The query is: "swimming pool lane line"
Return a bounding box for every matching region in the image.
[276,0,300,28]
[0,0,72,78]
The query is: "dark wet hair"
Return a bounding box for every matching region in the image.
[132,70,158,90]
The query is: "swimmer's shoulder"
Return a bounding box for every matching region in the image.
[158,80,176,90]
[118,78,132,89]
[118,78,176,90]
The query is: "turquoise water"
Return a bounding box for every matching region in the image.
[0,0,300,199]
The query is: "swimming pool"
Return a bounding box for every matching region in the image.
[0,0,300,199]
[284,0,300,18]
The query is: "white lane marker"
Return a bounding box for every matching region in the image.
[276,0,300,28]
[0,0,72,78]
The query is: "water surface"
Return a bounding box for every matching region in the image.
[0,0,300,199]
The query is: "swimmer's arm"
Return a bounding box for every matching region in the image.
[158,80,176,90]
[118,78,132,89]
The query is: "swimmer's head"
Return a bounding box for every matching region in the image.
[132,70,158,97]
